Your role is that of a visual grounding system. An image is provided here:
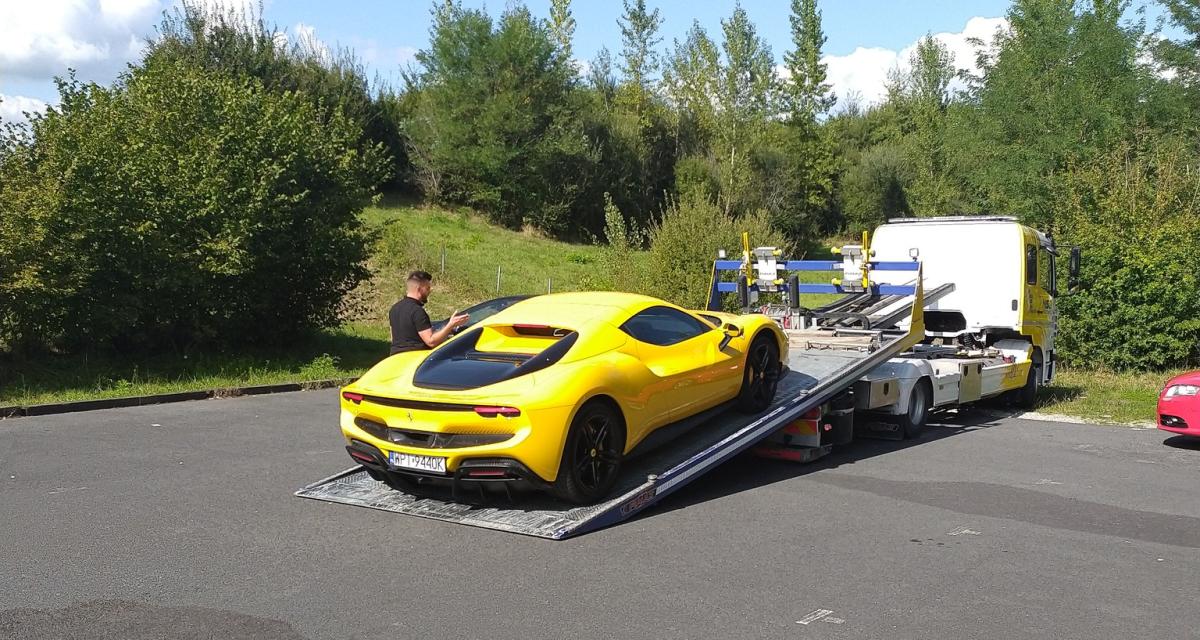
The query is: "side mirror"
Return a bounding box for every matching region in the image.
[1068,246,1081,292]
[719,323,743,351]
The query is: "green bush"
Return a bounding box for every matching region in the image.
[839,142,912,232]
[148,1,406,188]
[1054,139,1200,370]
[673,154,720,202]
[0,60,386,353]
[645,190,786,309]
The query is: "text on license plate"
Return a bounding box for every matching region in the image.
[388,451,447,474]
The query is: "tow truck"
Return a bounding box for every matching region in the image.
[297,216,1078,539]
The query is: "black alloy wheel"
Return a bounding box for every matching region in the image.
[737,335,781,413]
[554,401,624,504]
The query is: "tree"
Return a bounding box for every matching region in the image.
[663,21,721,154]
[589,46,617,108]
[1155,0,1200,86]
[714,4,778,215]
[147,0,405,188]
[1149,0,1200,135]
[775,0,837,242]
[782,0,835,121]
[407,2,593,234]
[963,0,1146,226]
[888,35,963,216]
[616,0,663,115]
[548,0,576,62]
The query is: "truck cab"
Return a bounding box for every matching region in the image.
[871,216,1059,385]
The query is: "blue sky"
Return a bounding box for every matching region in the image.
[264,0,1013,68]
[0,0,1167,121]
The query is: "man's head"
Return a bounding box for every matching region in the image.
[406,270,433,303]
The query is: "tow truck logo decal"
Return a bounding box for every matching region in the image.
[621,488,656,515]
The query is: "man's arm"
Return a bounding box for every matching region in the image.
[417,311,469,348]
[418,324,456,348]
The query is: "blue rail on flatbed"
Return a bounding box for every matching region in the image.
[714,282,917,296]
[707,257,920,307]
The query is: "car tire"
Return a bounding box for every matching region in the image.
[553,400,625,504]
[737,334,781,413]
[897,379,932,439]
[1015,353,1042,410]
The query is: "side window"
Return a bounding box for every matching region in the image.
[620,306,712,347]
[1025,245,1038,285]
[1047,251,1058,296]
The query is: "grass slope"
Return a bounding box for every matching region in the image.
[359,201,606,320]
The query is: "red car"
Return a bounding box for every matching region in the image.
[1158,371,1200,437]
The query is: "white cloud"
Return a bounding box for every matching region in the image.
[288,22,332,61]
[822,16,1009,107]
[821,46,900,106]
[0,94,50,124]
[0,0,162,82]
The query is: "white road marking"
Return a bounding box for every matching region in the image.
[1034,479,1062,485]
[797,609,833,625]
[48,486,87,495]
[948,526,981,536]
[823,616,845,624]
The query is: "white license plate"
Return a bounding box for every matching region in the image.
[388,451,447,474]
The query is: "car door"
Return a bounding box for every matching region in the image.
[619,306,730,423]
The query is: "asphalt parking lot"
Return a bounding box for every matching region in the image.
[2,389,1198,640]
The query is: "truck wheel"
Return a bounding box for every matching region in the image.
[898,380,931,439]
[737,335,781,413]
[554,401,625,504]
[1015,354,1042,410]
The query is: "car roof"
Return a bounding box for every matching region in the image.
[488,291,667,329]
[465,294,532,310]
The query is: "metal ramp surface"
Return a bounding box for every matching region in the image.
[296,325,914,539]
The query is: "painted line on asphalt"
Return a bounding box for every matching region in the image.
[797,609,834,625]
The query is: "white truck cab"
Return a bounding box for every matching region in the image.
[871,216,1059,386]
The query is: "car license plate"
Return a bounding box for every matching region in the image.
[388,451,446,474]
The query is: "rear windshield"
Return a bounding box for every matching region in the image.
[412,326,578,390]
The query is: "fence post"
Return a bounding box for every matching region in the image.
[440,246,446,274]
[547,278,552,294]
[496,265,502,294]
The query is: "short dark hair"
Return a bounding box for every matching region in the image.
[407,270,433,284]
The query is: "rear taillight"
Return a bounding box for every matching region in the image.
[348,450,375,464]
[474,406,521,418]
[342,391,364,404]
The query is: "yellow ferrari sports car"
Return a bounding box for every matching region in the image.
[339,292,786,503]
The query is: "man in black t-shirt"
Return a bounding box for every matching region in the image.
[388,271,469,355]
